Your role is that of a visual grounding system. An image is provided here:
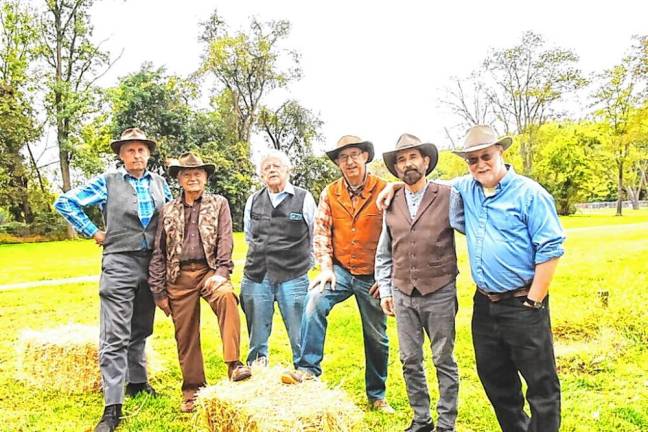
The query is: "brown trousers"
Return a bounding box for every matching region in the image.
[167,263,241,399]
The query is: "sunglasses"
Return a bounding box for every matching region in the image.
[465,149,499,166]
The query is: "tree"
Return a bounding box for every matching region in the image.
[623,104,648,208]
[107,64,253,229]
[531,122,609,215]
[257,99,336,195]
[0,1,42,223]
[592,58,642,216]
[445,32,586,174]
[39,0,113,235]
[197,11,301,144]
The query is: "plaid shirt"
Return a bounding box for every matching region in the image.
[54,168,173,237]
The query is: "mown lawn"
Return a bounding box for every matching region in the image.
[0,209,646,431]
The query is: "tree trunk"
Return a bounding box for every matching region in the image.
[626,187,640,210]
[616,161,624,216]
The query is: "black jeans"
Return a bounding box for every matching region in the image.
[472,290,560,432]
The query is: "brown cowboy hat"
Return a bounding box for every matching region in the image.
[110,127,157,154]
[452,125,512,158]
[325,135,375,163]
[167,152,216,178]
[383,133,438,178]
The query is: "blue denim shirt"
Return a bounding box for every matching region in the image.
[451,166,565,293]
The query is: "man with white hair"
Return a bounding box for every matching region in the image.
[240,149,316,367]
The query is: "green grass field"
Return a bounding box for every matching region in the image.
[0,209,646,431]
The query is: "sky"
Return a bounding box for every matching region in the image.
[87,0,647,157]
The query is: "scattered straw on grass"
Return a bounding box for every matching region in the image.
[196,365,365,432]
[16,323,162,394]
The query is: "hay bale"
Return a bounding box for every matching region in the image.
[196,366,365,432]
[16,324,101,393]
[16,324,162,394]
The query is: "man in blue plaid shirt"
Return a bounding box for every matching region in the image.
[55,128,172,432]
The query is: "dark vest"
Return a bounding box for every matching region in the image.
[102,172,166,255]
[385,182,458,295]
[244,186,312,283]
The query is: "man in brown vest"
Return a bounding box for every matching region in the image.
[375,134,462,432]
[148,152,251,413]
[281,135,394,413]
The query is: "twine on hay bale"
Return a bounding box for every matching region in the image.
[16,323,162,394]
[196,365,365,432]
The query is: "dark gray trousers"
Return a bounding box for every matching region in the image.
[99,251,155,405]
[393,281,459,430]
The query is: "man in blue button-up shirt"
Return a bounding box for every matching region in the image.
[55,128,172,432]
[451,125,564,432]
[378,125,565,432]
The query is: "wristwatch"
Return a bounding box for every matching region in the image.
[524,297,543,309]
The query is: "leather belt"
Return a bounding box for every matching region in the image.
[180,259,208,269]
[477,285,530,302]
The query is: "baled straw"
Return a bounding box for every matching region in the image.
[16,323,162,394]
[196,365,365,432]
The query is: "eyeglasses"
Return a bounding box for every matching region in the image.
[336,152,364,164]
[465,149,498,166]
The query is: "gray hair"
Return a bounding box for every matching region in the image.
[256,149,292,176]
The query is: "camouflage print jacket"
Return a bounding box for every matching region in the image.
[148,193,234,298]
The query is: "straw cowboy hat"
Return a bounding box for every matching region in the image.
[452,125,512,158]
[382,133,438,178]
[167,152,216,178]
[110,127,157,154]
[325,135,375,163]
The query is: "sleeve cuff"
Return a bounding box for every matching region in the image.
[152,291,168,301]
[535,249,564,264]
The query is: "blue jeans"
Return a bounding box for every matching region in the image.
[297,265,389,401]
[240,273,309,367]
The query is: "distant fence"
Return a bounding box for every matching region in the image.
[576,200,648,209]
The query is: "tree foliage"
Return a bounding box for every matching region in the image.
[0,0,44,223]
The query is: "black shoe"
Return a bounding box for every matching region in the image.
[125,382,157,397]
[404,420,435,432]
[94,404,122,432]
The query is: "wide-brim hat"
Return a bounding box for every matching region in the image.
[168,152,216,178]
[110,127,157,154]
[452,125,512,158]
[325,135,374,163]
[383,133,438,179]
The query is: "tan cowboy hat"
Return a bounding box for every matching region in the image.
[325,135,375,163]
[167,152,216,178]
[383,133,438,178]
[110,127,157,154]
[452,125,512,158]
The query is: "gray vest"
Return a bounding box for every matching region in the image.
[102,172,166,255]
[244,187,311,283]
[385,182,458,296]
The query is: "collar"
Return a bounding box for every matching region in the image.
[344,172,368,197]
[182,192,204,207]
[120,167,151,180]
[268,182,295,196]
[472,164,515,192]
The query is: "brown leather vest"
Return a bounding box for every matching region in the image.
[385,182,458,295]
[327,174,386,275]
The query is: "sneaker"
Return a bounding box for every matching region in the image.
[280,369,316,384]
[371,399,395,414]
